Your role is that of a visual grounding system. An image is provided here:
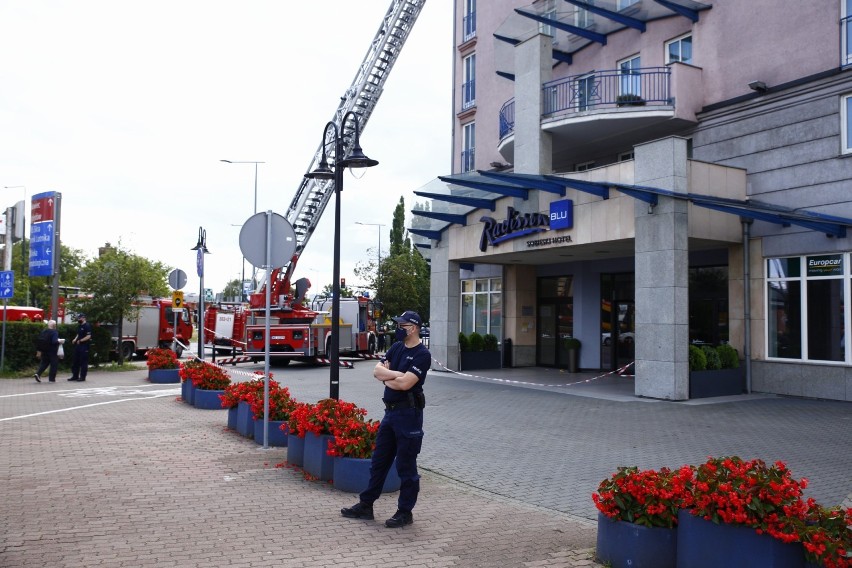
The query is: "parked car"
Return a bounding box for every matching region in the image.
[601,331,635,346]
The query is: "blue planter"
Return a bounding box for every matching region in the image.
[193,388,225,410]
[149,368,180,384]
[253,420,289,447]
[182,379,195,405]
[236,401,255,437]
[227,406,238,430]
[287,433,305,466]
[677,509,805,568]
[303,432,335,481]
[333,457,401,494]
[595,512,677,568]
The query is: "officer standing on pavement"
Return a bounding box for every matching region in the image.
[68,313,92,382]
[341,310,430,528]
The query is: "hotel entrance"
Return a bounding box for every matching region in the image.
[601,273,635,371]
[537,276,574,368]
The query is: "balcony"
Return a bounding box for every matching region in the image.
[497,63,703,168]
[463,10,476,42]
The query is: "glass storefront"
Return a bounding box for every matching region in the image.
[460,277,502,342]
[537,276,573,367]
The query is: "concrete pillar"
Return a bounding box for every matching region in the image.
[633,137,689,400]
[504,264,537,366]
[429,237,460,370]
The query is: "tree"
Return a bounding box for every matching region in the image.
[221,279,242,301]
[70,245,170,363]
[319,282,355,298]
[11,239,85,308]
[389,197,409,257]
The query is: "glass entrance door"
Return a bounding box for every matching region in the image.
[537,276,574,368]
[601,273,635,371]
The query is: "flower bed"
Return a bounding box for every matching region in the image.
[178,359,231,390]
[146,348,178,370]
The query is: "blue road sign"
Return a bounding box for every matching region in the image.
[29,220,55,277]
[0,271,13,299]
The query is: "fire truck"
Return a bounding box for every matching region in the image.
[0,306,44,322]
[105,299,193,360]
[203,0,423,364]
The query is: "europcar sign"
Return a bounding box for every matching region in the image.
[478,200,573,252]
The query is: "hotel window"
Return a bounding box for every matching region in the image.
[766,255,847,363]
[460,278,502,342]
[462,53,476,110]
[536,0,557,36]
[666,34,693,64]
[843,0,852,66]
[618,55,642,97]
[618,151,634,162]
[842,94,852,154]
[574,73,596,111]
[462,122,475,172]
[618,0,639,10]
[463,0,476,41]
[575,0,594,28]
[575,161,595,172]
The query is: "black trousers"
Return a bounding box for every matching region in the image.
[36,351,59,381]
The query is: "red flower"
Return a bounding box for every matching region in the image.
[146,348,179,370]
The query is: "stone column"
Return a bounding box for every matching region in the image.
[429,237,460,370]
[633,137,689,400]
[504,264,537,366]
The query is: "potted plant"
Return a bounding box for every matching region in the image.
[285,401,313,466]
[146,348,180,384]
[563,337,581,373]
[616,93,646,107]
[250,381,295,447]
[298,398,363,481]
[328,412,401,493]
[459,332,501,371]
[179,360,231,410]
[593,465,695,568]
[689,343,745,398]
[797,504,852,568]
[677,456,808,567]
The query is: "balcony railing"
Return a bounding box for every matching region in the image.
[499,98,515,140]
[461,149,475,172]
[462,79,476,110]
[463,10,476,42]
[543,67,671,115]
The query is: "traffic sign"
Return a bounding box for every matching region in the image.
[29,191,59,277]
[168,268,187,290]
[0,271,13,299]
[172,290,184,309]
[204,288,214,302]
[239,212,296,269]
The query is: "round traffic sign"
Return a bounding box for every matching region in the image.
[168,268,187,290]
[239,212,296,270]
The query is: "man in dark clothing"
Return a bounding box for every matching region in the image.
[69,314,92,382]
[341,310,431,528]
[34,320,64,382]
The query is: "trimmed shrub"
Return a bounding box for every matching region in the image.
[702,345,722,370]
[689,344,707,371]
[458,332,470,353]
[483,334,499,352]
[468,332,485,352]
[716,344,740,369]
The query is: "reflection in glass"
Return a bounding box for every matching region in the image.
[807,279,844,361]
[768,280,801,358]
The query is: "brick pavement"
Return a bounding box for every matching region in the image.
[1,359,850,567]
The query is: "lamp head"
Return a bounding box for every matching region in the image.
[305,154,335,181]
[190,227,210,253]
[341,143,379,169]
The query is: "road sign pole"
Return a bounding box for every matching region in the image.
[1,299,6,372]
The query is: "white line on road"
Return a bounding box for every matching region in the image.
[0,389,181,422]
[0,383,174,398]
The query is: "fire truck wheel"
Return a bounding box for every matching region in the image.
[121,342,135,361]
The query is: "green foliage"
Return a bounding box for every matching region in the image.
[0,321,111,373]
[716,344,739,369]
[468,332,485,352]
[483,333,499,352]
[11,240,85,308]
[689,344,707,371]
[458,332,469,352]
[702,345,722,370]
[562,337,581,350]
[221,279,242,301]
[318,283,355,298]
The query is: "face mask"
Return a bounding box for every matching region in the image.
[395,327,408,342]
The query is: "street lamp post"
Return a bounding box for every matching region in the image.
[305,112,378,400]
[221,160,264,300]
[355,221,385,273]
[190,227,210,360]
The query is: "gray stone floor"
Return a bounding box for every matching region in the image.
[0,358,849,567]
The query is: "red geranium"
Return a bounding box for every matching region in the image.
[796,503,852,568]
[178,359,231,390]
[328,416,381,459]
[146,348,178,370]
[593,465,695,528]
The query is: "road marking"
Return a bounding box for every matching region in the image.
[0,389,180,422]
[0,383,174,399]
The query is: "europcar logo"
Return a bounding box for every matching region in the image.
[549,199,573,230]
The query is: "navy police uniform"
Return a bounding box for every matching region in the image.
[70,315,93,381]
[359,336,430,512]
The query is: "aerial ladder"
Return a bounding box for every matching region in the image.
[209,0,426,363]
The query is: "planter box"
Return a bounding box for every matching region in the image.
[677,509,804,568]
[303,432,335,481]
[595,512,677,568]
[227,406,238,430]
[287,433,305,466]
[253,420,289,447]
[459,351,501,371]
[193,388,225,410]
[182,379,195,405]
[149,368,180,384]
[333,457,401,493]
[689,368,745,398]
[236,401,255,437]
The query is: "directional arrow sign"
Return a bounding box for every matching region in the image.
[0,271,14,299]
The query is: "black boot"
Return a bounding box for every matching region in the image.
[341,502,374,520]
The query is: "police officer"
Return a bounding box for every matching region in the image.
[341,310,430,528]
[68,313,92,382]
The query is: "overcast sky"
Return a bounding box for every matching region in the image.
[0,1,452,300]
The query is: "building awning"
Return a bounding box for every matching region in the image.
[409,171,852,241]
